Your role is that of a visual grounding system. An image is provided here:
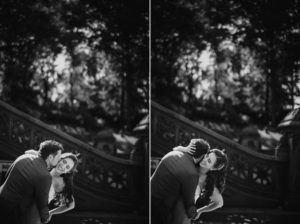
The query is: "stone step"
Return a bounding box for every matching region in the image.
[50,211,148,224]
[199,208,300,224]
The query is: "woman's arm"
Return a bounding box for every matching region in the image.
[49,196,75,218]
[173,146,186,151]
[180,174,199,219]
[193,187,223,220]
[25,149,39,156]
[35,174,52,223]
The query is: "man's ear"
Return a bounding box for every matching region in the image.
[47,154,53,161]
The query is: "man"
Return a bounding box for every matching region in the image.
[0,140,63,224]
[151,138,210,224]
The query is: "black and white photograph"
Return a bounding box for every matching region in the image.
[0,0,149,224]
[151,0,300,223]
[2,0,300,224]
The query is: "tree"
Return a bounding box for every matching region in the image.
[82,0,149,129]
[152,0,300,127]
[0,0,149,131]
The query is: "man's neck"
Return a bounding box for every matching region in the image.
[193,157,201,165]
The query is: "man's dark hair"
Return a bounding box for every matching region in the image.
[38,140,64,160]
[187,138,210,159]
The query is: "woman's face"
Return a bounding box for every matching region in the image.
[55,157,75,174]
[200,152,217,170]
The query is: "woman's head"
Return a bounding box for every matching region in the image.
[53,153,79,207]
[55,152,78,175]
[196,148,228,208]
[200,148,228,171]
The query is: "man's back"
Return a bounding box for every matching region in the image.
[0,153,52,223]
[151,150,199,213]
[0,153,51,202]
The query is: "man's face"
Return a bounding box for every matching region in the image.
[49,150,62,167]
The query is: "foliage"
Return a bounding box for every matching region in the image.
[152,0,300,127]
[0,0,148,130]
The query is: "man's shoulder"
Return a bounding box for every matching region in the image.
[163,150,190,159]
[166,150,185,156]
[165,151,196,169]
[15,154,48,171]
[161,150,193,165]
[15,153,39,163]
[19,152,38,158]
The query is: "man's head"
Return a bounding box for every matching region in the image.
[38,140,64,168]
[187,138,210,162]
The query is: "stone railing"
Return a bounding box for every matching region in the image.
[200,207,300,224]
[151,101,288,206]
[0,100,146,211]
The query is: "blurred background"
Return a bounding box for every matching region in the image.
[0,0,149,156]
[0,1,149,223]
[151,0,300,223]
[152,0,300,155]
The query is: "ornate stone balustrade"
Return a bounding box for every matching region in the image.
[151,101,288,204]
[0,100,145,211]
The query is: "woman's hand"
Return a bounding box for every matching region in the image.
[192,211,202,220]
[43,214,52,224]
[48,213,53,221]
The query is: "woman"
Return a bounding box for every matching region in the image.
[25,151,79,224]
[171,148,228,224]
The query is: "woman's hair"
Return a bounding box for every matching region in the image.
[196,148,228,208]
[54,153,79,207]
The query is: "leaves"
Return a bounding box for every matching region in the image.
[152,0,300,127]
[0,0,148,130]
